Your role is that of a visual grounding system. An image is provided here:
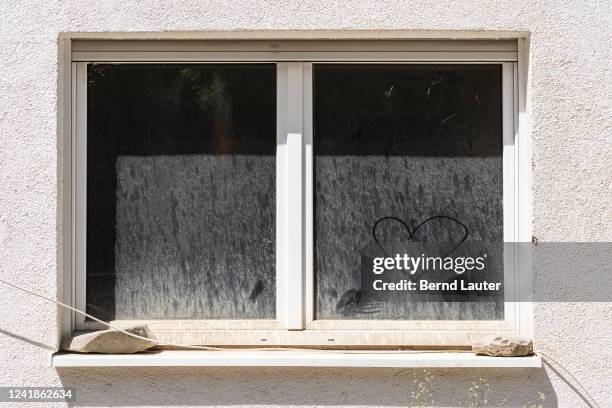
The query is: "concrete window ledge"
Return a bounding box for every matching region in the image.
[52,350,542,368]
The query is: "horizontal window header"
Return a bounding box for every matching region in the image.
[71,40,518,62]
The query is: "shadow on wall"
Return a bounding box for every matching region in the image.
[57,367,558,407]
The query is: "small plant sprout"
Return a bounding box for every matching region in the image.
[405,372,546,408]
[523,392,546,408]
[408,369,435,408]
[462,377,491,407]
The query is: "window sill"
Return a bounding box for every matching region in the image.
[52,350,542,368]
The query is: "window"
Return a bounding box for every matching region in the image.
[314,64,504,321]
[85,64,277,320]
[67,40,528,347]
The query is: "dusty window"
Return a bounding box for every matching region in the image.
[86,64,276,320]
[69,40,525,346]
[313,64,503,321]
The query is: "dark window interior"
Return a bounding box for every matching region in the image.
[86,64,276,320]
[313,64,504,320]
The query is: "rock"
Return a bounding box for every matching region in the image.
[472,335,533,357]
[61,324,157,354]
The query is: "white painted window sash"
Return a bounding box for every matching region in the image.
[502,62,519,329]
[74,62,87,330]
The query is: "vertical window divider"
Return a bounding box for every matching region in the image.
[277,62,308,330]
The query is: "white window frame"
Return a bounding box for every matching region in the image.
[65,40,531,347]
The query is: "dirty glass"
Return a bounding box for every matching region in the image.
[314,64,504,320]
[86,64,276,320]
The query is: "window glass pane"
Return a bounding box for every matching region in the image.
[314,64,504,320]
[87,64,276,320]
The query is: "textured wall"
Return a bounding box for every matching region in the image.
[0,0,610,407]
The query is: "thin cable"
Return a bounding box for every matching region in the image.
[1,277,470,354]
[538,351,601,408]
[0,277,222,351]
[6,270,600,407]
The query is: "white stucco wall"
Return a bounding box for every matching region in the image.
[0,1,610,407]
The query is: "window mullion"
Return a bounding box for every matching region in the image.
[277,62,306,329]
